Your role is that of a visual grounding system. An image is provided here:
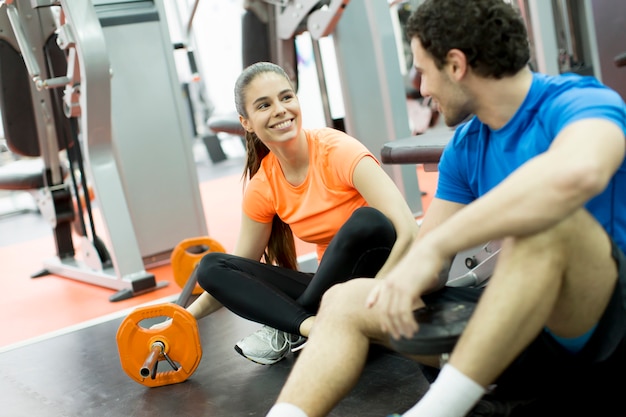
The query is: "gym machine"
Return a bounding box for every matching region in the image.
[0,0,207,301]
[517,0,626,100]
[92,0,208,266]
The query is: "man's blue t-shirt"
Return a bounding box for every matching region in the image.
[436,72,626,251]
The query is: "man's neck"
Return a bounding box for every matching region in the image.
[472,67,534,130]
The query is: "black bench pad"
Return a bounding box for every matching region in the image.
[381,128,454,165]
[207,113,245,136]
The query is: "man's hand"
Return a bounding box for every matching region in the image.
[366,242,446,340]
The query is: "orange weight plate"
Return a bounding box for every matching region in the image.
[116,303,202,387]
[171,237,226,295]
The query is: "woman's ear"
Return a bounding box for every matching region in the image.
[239,115,253,133]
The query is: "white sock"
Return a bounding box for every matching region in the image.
[266,402,309,417]
[402,364,486,417]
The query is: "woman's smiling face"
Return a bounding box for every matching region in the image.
[240,72,302,145]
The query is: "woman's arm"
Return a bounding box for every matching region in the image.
[353,157,466,279]
[186,213,272,320]
[232,213,273,259]
[351,157,419,277]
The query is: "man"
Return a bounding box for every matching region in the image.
[265,0,626,416]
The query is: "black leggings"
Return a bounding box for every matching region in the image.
[196,207,397,335]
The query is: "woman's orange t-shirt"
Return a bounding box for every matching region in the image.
[242,128,378,261]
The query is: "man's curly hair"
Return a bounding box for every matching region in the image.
[407,0,530,78]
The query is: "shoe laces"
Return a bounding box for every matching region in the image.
[289,336,307,352]
[261,326,302,353]
[260,326,288,353]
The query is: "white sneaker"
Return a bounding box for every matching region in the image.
[234,325,307,365]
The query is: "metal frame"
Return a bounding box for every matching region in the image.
[330,0,423,215]
[2,0,181,301]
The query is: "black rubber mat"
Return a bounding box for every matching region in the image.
[0,308,430,417]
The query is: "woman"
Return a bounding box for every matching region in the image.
[185,62,418,365]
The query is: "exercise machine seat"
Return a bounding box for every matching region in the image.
[0,158,48,190]
[207,112,245,137]
[380,127,454,166]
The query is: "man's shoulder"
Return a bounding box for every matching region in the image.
[531,72,611,101]
[533,71,594,86]
[532,72,625,127]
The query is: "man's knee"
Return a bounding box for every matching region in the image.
[319,281,355,313]
[318,279,373,318]
[316,279,387,342]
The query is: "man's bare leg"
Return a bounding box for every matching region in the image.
[273,209,618,417]
[274,278,438,417]
[398,209,618,417]
[451,208,617,386]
